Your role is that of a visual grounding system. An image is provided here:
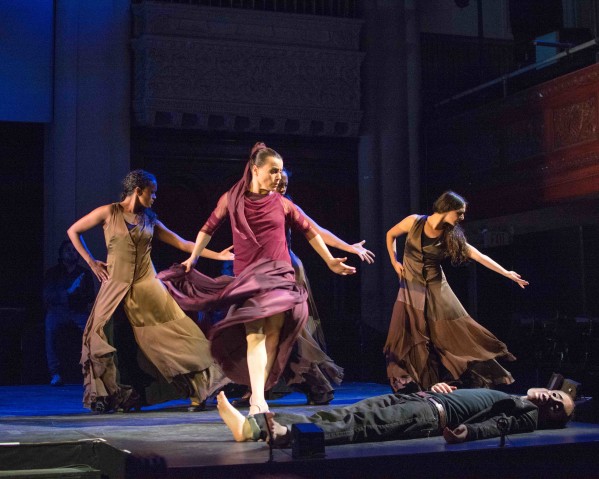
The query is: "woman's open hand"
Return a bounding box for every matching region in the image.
[326,257,356,276]
[350,240,375,264]
[507,271,529,289]
[216,246,235,261]
[88,259,109,282]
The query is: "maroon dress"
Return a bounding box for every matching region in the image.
[159,191,317,389]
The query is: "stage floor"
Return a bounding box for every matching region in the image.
[1,382,599,478]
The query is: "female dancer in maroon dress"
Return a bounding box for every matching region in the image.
[160,143,355,415]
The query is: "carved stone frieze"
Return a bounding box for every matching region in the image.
[552,97,598,150]
[132,2,363,135]
[133,2,362,51]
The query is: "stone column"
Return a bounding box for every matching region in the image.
[44,0,131,268]
[405,0,421,212]
[358,0,418,333]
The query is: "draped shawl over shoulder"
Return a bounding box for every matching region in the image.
[159,171,317,388]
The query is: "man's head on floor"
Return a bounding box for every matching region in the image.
[526,388,575,429]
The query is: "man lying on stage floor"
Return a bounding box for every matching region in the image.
[216,382,575,446]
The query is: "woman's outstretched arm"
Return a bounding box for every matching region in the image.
[307,233,357,276]
[181,231,213,272]
[180,193,229,272]
[467,244,529,288]
[285,197,356,275]
[154,220,234,261]
[295,205,375,264]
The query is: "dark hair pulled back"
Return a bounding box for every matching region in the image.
[242,142,282,187]
[120,169,157,223]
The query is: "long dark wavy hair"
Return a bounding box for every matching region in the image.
[120,169,157,223]
[433,191,469,265]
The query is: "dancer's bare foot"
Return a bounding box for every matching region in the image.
[216,391,253,442]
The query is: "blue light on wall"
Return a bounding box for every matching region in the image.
[0,0,53,122]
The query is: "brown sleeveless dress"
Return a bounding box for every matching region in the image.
[384,215,515,391]
[80,204,227,409]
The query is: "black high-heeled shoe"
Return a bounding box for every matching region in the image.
[118,387,142,413]
[187,399,206,412]
[91,398,108,414]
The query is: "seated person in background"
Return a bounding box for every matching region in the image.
[44,240,95,386]
[216,382,575,446]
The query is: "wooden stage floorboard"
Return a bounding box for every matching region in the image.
[1,382,599,478]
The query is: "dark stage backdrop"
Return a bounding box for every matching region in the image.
[130,130,378,380]
[444,223,599,386]
[0,122,44,385]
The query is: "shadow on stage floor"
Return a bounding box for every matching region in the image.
[1,382,599,478]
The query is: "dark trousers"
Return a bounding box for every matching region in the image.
[45,309,88,375]
[274,393,440,445]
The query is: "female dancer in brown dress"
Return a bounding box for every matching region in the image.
[384,191,528,392]
[160,143,356,416]
[67,170,232,412]
[278,169,374,403]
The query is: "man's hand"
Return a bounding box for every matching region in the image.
[430,382,456,394]
[443,425,468,444]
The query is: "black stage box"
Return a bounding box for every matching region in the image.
[0,466,101,478]
[291,423,325,459]
[0,438,165,479]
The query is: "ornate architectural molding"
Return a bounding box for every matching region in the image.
[552,96,597,150]
[499,64,599,111]
[425,64,599,217]
[132,1,363,136]
[133,2,361,50]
